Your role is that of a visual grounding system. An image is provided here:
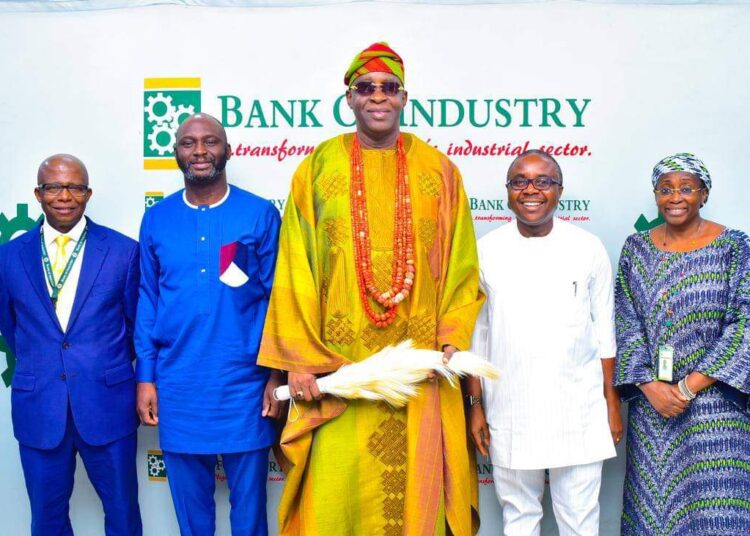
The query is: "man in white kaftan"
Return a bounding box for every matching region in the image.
[467,150,621,536]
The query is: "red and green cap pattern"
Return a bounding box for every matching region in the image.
[344,41,405,86]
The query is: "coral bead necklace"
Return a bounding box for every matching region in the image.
[350,133,415,327]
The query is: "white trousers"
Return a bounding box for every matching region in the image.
[492,461,603,536]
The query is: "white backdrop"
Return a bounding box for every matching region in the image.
[1,1,749,534]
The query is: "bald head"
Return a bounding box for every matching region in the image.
[174,113,231,186]
[175,113,227,143]
[34,153,92,233]
[37,154,89,185]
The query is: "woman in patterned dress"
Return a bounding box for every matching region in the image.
[614,152,750,535]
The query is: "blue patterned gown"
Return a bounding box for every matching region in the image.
[614,228,750,535]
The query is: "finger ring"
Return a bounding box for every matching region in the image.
[296,390,304,398]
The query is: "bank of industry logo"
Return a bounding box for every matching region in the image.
[0,204,39,244]
[0,204,42,387]
[143,77,201,170]
[145,191,164,210]
[147,450,167,481]
[635,213,664,232]
[146,450,229,483]
[0,337,14,388]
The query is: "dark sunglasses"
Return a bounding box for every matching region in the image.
[349,81,405,97]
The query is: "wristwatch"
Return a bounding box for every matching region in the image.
[467,395,482,407]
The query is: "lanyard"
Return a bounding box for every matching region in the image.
[40,227,88,307]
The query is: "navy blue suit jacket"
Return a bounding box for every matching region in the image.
[0,218,140,449]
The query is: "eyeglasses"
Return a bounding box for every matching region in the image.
[506,177,562,191]
[654,186,705,197]
[349,81,405,97]
[37,183,90,198]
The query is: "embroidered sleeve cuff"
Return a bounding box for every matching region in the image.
[614,365,654,388]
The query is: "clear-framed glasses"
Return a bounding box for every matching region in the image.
[349,81,405,97]
[654,186,705,198]
[37,183,90,198]
[506,177,562,191]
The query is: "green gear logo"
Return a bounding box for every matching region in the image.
[634,213,664,232]
[0,203,43,387]
[0,337,14,387]
[143,78,201,170]
[147,450,168,481]
[0,204,39,244]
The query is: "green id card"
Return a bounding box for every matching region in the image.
[658,344,674,382]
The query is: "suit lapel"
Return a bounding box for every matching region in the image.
[67,220,108,333]
[19,225,63,332]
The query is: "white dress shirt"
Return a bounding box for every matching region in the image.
[42,217,87,332]
[472,219,617,470]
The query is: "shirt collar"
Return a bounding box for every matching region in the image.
[512,218,559,241]
[183,185,231,209]
[42,216,87,246]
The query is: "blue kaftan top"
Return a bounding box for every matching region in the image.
[135,185,280,453]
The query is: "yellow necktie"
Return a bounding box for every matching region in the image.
[53,235,71,281]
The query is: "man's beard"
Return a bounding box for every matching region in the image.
[177,154,228,183]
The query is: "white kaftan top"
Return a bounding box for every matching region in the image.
[471,219,617,469]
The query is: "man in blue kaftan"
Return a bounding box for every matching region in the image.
[135,113,283,535]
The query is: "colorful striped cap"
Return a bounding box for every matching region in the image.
[651,152,712,190]
[344,42,405,86]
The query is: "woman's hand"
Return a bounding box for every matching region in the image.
[606,395,624,445]
[640,381,689,418]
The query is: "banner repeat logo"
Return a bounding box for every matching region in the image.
[0,204,42,387]
[634,213,664,232]
[143,78,201,170]
[144,191,164,210]
[146,450,232,483]
[147,450,167,481]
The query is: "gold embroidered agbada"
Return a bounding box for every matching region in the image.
[258,133,483,535]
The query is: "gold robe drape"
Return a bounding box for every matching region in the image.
[259,133,484,535]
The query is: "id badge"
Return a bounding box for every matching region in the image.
[658,344,674,382]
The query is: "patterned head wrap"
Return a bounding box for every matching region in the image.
[651,152,712,190]
[344,42,405,86]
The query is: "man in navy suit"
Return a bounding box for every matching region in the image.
[0,154,142,535]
